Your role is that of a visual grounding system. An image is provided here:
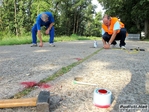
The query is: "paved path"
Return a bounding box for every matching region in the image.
[0,40,149,112]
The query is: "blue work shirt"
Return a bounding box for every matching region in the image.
[36,12,54,30]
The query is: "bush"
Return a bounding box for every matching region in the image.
[70,34,78,38]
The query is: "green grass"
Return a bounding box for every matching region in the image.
[0,34,101,46]
[0,36,32,45]
[1,33,149,46]
[140,38,149,41]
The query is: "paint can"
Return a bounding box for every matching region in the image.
[93,88,112,108]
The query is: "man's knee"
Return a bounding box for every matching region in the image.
[102,33,110,41]
[120,28,127,35]
[102,35,106,40]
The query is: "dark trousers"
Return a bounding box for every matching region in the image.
[31,24,55,44]
[102,28,127,47]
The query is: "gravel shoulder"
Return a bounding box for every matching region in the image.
[0,40,149,112]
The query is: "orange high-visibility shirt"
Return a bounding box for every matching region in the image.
[102,17,125,35]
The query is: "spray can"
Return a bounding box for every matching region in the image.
[94,40,98,48]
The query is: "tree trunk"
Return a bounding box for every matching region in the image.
[14,0,18,36]
[144,20,149,39]
[28,0,32,18]
[76,12,79,34]
[73,12,76,34]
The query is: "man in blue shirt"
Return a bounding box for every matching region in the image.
[31,12,55,47]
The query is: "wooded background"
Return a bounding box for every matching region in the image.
[98,0,149,39]
[0,0,149,39]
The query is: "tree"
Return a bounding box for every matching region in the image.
[52,0,101,36]
[92,12,102,37]
[0,0,102,38]
[0,0,53,36]
[97,0,149,39]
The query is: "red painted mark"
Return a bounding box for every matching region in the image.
[38,83,51,88]
[74,58,82,61]
[94,104,110,108]
[21,81,51,89]
[21,81,37,88]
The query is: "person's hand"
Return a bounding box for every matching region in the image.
[39,42,43,47]
[103,44,110,49]
[45,29,50,35]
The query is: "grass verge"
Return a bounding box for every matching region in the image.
[0,35,101,46]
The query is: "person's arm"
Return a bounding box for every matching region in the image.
[102,38,107,48]
[101,28,106,46]
[102,38,106,45]
[36,17,43,47]
[109,21,120,44]
[45,23,54,34]
[108,30,118,45]
[106,21,120,47]
[102,27,111,49]
[37,30,43,47]
[48,23,54,31]
[103,30,118,49]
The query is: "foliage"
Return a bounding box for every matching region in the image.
[0,0,102,40]
[0,35,101,46]
[98,0,149,38]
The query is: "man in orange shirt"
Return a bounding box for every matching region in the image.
[102,14,127,49]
